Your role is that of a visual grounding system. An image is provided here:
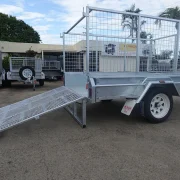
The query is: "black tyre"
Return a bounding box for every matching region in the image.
[6,80,11,87]
[0,132,4,138]
[2,80,11,87]
[19,66,35,80]
[144,88,173,123]
[39,79,44,86]
[2,73,11,87]
[2,80,7,87]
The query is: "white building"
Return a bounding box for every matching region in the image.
[0,41,152,72]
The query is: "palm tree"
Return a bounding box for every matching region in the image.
[121,4,146,41]
[155,6,180,29]
[140,31,153,44]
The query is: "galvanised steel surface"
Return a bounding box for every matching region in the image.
[63,6,180,74]
[88,72,180,102]
[65,71,180,103]
[63,6,180,104]
[1,6,180,132]
[10,57,43,72]
[0,86,85,132]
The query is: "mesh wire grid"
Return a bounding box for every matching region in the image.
[0,86,84,132]
[10,57,43,71]
[64,7,180,73]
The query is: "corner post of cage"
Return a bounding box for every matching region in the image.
[136,15,141,72]
[124,38,127,71]
[86,6,90,74]
[63,32,66,73]
[82,99,87,127]
[96,36,98,72]
[148,39,153,72]
[174,21,180,72]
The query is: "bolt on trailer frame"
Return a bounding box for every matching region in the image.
[63,6,180,123]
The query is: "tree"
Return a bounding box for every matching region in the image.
[155,6,180,29]
[0,13,41,43]
[140,31,153,44]
[2,55,10,70]
[121,4,146,41]
[155,50,173,60]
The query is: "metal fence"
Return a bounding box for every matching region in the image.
[10,57,43,72]
[63,6,180,73]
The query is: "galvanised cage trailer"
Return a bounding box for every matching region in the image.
[2,57,45,89]
[0,6,180,133]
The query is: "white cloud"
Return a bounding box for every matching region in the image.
[45,18,55,22]
[28,2,36,7]
[33,25,51,32]
[40,34,62,44]
[32,25,61,44]
[14,0,25,8]
[0,0,178,45]
[51,0,179,26]
[31,18,44,23]
[17,12,45,20]
[0,4,23,14]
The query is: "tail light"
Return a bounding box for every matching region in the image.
[86,83,89,89]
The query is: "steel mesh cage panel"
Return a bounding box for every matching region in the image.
[140,16,177,72]
[0,86,84,132]
[64,34,85,72]
[10,57,42,72]
[63,6,180,73]
[42,61,61,70]
[89,10,139,72]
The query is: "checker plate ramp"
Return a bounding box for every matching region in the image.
[0,86,85,132]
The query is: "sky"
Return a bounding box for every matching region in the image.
[0,0,179,44]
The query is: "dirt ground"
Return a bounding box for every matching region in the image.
[0,81,180,180]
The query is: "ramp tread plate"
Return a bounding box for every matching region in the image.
[0,86,84,132]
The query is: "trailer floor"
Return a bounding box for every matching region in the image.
[89,71,180,78]
[0,81,180,180]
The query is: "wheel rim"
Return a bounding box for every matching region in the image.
[150,93,170,119]
[22,69,33,78]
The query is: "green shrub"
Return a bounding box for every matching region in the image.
[2,55,10,70]
[26,49,37,57]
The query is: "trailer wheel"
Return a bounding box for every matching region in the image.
[2,73,11,87]
[144,88,173,123]
[2,80,7,87]
[6,80,11,87]
[19,66,35,80]
[39,79,44,86]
